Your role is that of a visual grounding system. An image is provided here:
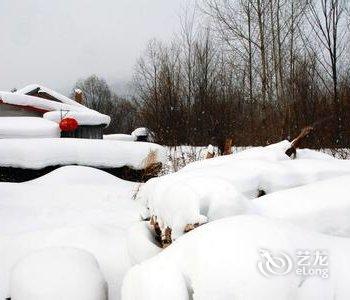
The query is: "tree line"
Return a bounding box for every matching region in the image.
[75,0,350,148]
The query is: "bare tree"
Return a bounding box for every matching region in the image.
[307,0,348,141]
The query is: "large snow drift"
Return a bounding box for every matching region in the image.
[11,247,107,300]
[0,117,60,138]
[0,166,142,300]
[122,215,350,300]
[0,138,166,170]
[254,175,350,237]
[137,141,350,240]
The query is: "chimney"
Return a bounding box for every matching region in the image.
[74,89,84,104]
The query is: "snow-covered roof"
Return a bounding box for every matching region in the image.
[0,89,111,126]
[16,84,85,108]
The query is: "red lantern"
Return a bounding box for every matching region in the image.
[59,118,78,132]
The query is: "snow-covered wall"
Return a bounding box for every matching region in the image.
[0,117,60,138]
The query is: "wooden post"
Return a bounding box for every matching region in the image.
[223,138,233,155]
[205,144,215,159]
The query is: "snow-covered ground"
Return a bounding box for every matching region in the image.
[163,144,350,173]
[2,141,350,299]
[122,215,350,300]
[0,166,143,300]
[254,175,350,237]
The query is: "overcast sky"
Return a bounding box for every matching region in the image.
[0,0,186,93]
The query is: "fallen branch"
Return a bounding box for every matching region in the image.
[285,126,314,158]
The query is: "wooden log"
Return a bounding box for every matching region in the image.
[285,126,314,158]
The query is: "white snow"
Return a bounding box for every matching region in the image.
[122,215,350,300]
[16,84,85,108]
[137,141,350,240]
[0,138,166,170]
[138,174,250,239]
[44,110,110,126]
[104,134,136,142]
[0,91,111,126]
[1,91,82,113]
[132,127,149,137]
[0,166,142,300]
[2,139,350,299]
[126,222,162,265]
[253,175,350,237]
[10,247,107,300]
[0,117,60,138]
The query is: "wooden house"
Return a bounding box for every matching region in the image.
[0,84,110,139]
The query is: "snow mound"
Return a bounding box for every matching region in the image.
[0,166,141,300]
[126,222,162,265]
[122,215,350,300]
[137,142,350,241]
[10,247,107,300]
[254,175,350,237]
[0,138,166,170]
[0,117,60,138]
[138,175,250,240]
[132,127,149,137]
[28,166,130,186]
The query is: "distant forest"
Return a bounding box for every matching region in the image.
[73,0,350,149]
